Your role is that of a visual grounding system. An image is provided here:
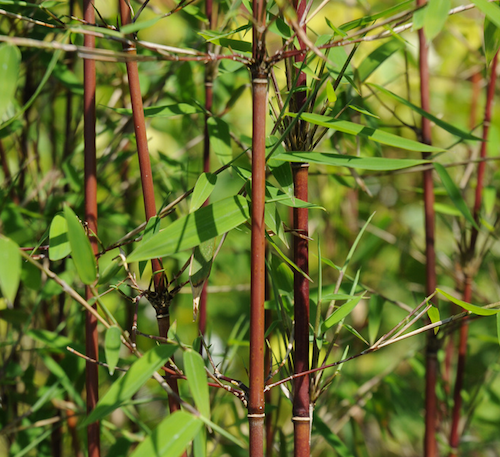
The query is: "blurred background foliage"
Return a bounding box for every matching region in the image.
[0,0,500,455]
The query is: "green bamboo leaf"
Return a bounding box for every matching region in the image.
[128,196,249,262]
[138,215,161,278]
[483,185,496,215]
[190,173,218,213]
[41,355,84,407]
[424,0,451,43]
[130,410,202,457]
[437,288,500,316]
[484,17,500,64]
[183,350,210,418]
[348,104,379,119]
[49,213,70,261]
[473,0,500,29]
[434,202,461,217]
[313,412,355,457]
[273,151,429,171]
[323,293,366,331]
[343,212,375,272]
[286,113,443,153]
[369,84,482,141]
[326,80,337,104]
[321,294,357,302]
[83,344,177,426]
[0,44,21,121]
[207,117,232,165]
[193,429,207,457]
[266,184,325,209]
[368,295,385,344]
[427,305,441,334]
[189,239,216,320]
[357,39,405,82]
[105,326,122,375]
[109,103,201,118]
[0,236,21,303]
[120,16,162,34]
[63,205,97,285]
[343,323,369,345]
[434,163,479,230]
[497,313,500,347]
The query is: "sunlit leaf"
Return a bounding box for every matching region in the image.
[63,206,97,285]
[109,103,201,118]
[191,173,218,213]
[427,306,441,334]
[138,215,161,278]
[83,344,177,426]
[184,350,210,417]
[0,236,21,303]
[483,185,496,215]
[484,18,500,64]
[273,151,428,171]
[323,293,366,330]
[190,239,216,320]
[130,410,202,457]
[49,213,70,261]
[286,113,443,152]
[424,0,451,43]
[473,0,500,29]
[437,288,500,316]
[105,326,122,375]
[128,196,250,262]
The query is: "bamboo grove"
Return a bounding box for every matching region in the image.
[1,0,500,456]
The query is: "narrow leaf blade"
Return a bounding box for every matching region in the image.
[190,173,218,213]
[63,206,96,284]
[128,196,250,262]
[323,293,366,330]
[84,344,177,425]
[130,410,202,457]
[49,213,70,261]
[183,350,210,417]
[104,326,122,375]
[437,288,500,316]
[0,236,21,303]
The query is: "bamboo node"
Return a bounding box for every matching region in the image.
[247,413,266,418]
[252,78,268,84]
[292,416,311,422]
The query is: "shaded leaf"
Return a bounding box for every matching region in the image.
[84,344,177,425]
[49,213,70,261]
[0,236,21,303]
[437,288,500,316]
[0,44,21,121]
[130,410,202,457]
[207,117,232,165]
[105,326,122,375]
[357,39,404,82]
[138,216,161,278]
[184,350,210,417]
[63,206,96,285]
[128,196,250,262]
[368,295,385,344]
[286,113,443,152]
[434,163,479,230]
[369,84,481,141]
[190,239,216,320]
[313,412,355,457]
[484,18,500,64]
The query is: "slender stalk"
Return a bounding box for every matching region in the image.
[291,2,311,455]
[416,2,438,455]
[449,50,498,457]
[118,0,182,418]
[249,0,267,450]
[199,0,214,340]
[83,0,100,454]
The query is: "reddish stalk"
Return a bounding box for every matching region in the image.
[416,2,438,455]
[249,0,267,451]
[291,2,310,456]
[448,50,498,457]
[83,0,100,454]
[199,0,214,340]
[118,0,182,417]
